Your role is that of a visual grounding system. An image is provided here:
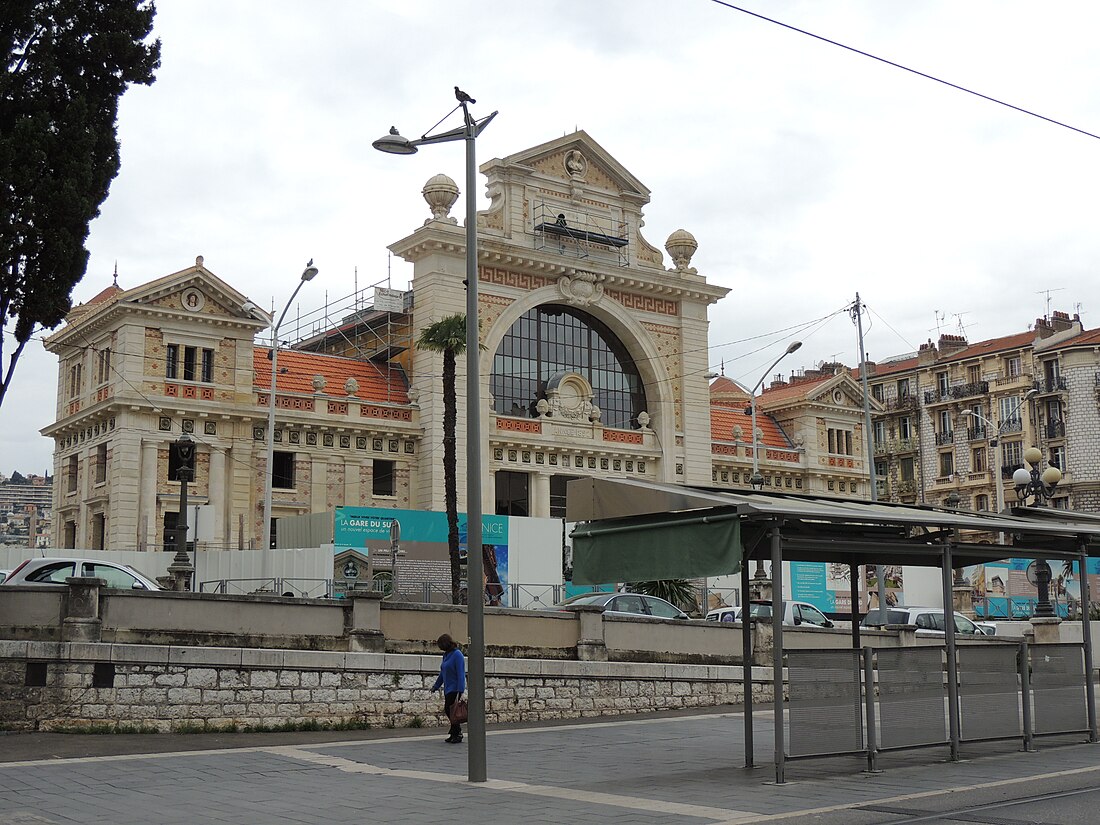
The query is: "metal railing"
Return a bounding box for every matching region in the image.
[1035,376,1067,393]
[967,426,987,441]
[935,430,954,445]
[199,578,333,598]
[1046,420,1066,438]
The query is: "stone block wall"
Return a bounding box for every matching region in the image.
[0,641,770,732]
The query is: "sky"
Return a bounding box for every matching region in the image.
[4,0,1100,476]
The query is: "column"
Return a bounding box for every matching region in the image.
[530,471,551,518]
[208,445,227,548]
[139,441,158,551]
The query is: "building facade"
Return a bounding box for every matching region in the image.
[43,132,874,553]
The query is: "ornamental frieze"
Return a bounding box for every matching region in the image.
[361,405,413,422]
[605,288,678,317]
[479,266,551,291]
[497,418,542,435]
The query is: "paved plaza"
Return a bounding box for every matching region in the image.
[1,709,1098,824]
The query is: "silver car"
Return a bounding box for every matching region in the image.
[1,558,162,590]
[555,591,689,620]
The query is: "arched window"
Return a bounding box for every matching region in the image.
[490,304,646,429]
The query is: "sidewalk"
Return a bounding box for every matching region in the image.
[0,707,1097,824]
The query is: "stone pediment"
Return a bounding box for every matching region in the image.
[805,373,882,412]
[487,130,650,200]
[122,257,270,326]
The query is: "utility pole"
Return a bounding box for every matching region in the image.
[852,294,889,620]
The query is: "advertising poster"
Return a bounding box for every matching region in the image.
[863,564,903,612]
[333,507,509,605]
[789,562,860,616]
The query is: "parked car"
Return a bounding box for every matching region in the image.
[1,558,162,591]
[555,591,689,620]
[705,600,834,629]
[0,570,9,584]
[861,607,981,637]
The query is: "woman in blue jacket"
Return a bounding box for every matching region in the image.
[431,633,466,743]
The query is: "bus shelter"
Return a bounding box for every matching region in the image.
[567,477,1100,783]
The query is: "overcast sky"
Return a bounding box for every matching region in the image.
[4,0,1100,477]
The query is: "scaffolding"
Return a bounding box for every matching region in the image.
[532,200,629,267]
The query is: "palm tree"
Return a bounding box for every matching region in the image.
[416,314,468,605]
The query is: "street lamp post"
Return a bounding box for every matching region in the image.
[1013,446,1063,618]
[261,262,319,553]
[745,342,801,582]
[374,91,497,784]
[167,433,196,591]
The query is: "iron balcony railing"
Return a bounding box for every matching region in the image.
[1000,418,1023,434]
[1034,376,1067,393]
[884,394,917,411]
[967,426,987,441]
[934,430,954,446]
[951,380,990,399]
[1001,462,1024,479]
[1046,419,1066,438]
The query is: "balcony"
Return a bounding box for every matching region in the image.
[873,439,888,456]
[1046,419,1066,439]
[884,394,917,411]
[934,430,954,446]
[1001,463,1024,479]
[967,426,987,441]
[924,389,951,405]
[999,418,1023,434]
[951,380,990,400]
[892,437,916,453]
[1034,376,1067,394]
[896,480,917,496]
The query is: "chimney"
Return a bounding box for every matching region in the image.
[918,339,937,366]
[937,334,968,357]
[1051,310,1074,332]
[1034,316,1054,339]
[769,373,789,390]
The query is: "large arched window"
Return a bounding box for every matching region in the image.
[490,304,646,429]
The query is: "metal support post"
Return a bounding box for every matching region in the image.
[850,563,861,648]
[771,523,785,784]
[1079,541,1097,742]
[741,548,754,768]
[1020,639,1035,752]
[862,646,879,773]
[940,536,960,761]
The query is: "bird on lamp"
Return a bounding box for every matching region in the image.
[455,86,476,104]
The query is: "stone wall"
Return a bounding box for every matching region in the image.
[0,641,772,732]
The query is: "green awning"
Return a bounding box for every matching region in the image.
[571,511,743,584]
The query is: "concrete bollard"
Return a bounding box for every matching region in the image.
[573,604,608,661]
[1029,616,1063,645]
[62,577,104,643]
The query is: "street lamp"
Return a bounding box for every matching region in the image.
[744,342,801,582]
[374,91,497,784]
[962,388,1038,543]
[167,433,196,591]
[261,261,319,553]
[1013,446,1062,618]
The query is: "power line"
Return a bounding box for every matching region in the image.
[708,0,1100,142]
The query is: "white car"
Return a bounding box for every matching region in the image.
[1,558,162,590]
[861,607,981,636]
[705,600,835,629]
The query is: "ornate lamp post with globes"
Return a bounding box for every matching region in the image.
[1013,446,1063,618]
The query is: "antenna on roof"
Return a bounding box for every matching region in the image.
[112,261,118,287]
[1037,287,1064,319]
[931,309,945,337]
[951,312,972,337]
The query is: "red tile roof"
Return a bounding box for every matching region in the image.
[254,348,408,404]
[756,373,833,405]
[1053,326,1100,348]
[938,330,1034,363]
[710,404,792,449]
[864,356,919,378]
[87,284,124,305]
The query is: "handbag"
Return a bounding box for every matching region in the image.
[448,695,468,725]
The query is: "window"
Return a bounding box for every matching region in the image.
[1050,445,1066,470]
[63,521,76,549]
[900,457,915,481]
[66,455,78,492]
[489,304,646,429]
[550,474,580,520]
[937,410,951,433]
[1002,440,1023,469]
[936,372,949,395]
[939,451,954,478]
[91,514,106,552]
[1046,398,1063,422]
[871,384,883,402]
[68,362,83,398]
[162,511,193,553]
[166,344,215,383]
[167,442,196,482]
[874,460,887,479]
[976,494,990,511]
[827,428,853,456]
[898,416,912,440]
[797,604,830,628]
[95,443,107,484]
[643,596,683,619]
[166,344,178,379]
[1044,359,1060,382]
[96,348,111,384]
[971,447,986,473]
[372,459,395,497]
[26,562,76,583]
[608,595,645,615]
[896,378,910,399]
[873,419,886,445]
[271,451,295,489]
[495,470,529,517]
[967,364,981,384]
[83,562,144,589]
[999,396,1024,427]
[1005,356,1021,378]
